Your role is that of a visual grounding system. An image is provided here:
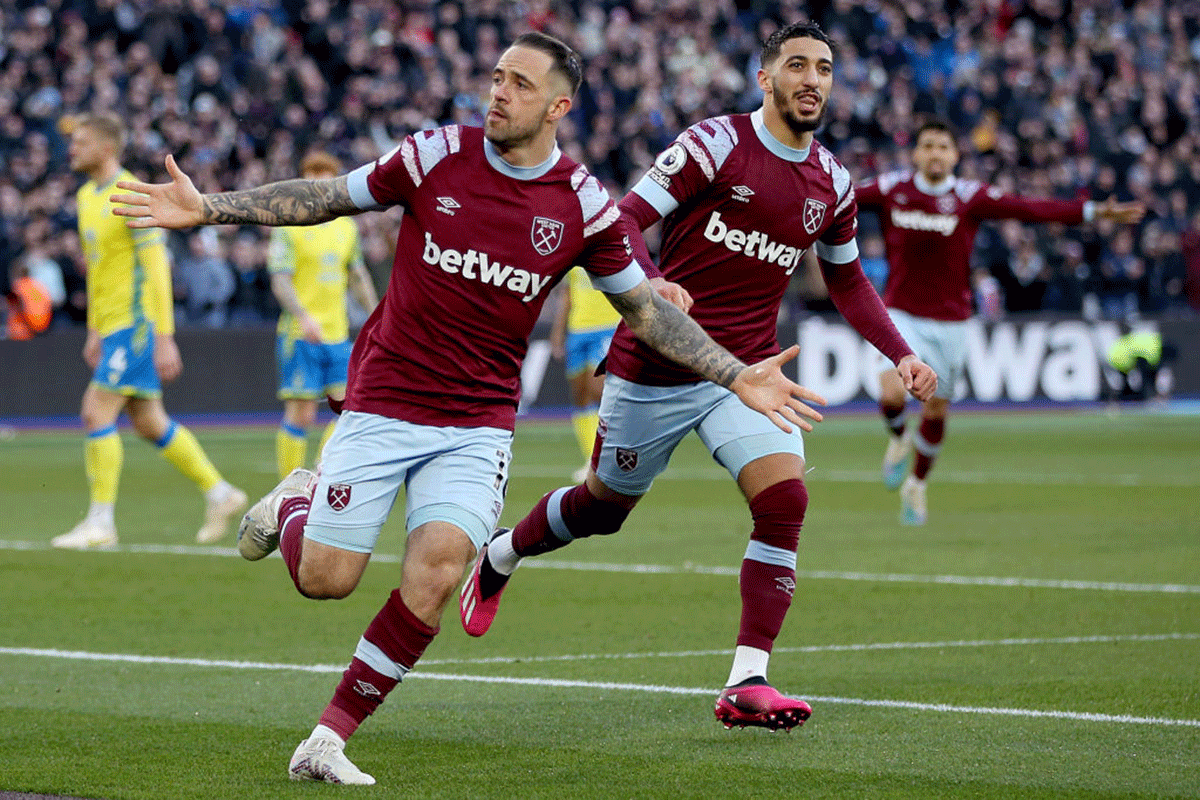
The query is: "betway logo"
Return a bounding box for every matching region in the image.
[703,212,804,274]
[422,233,552,303]
[890,208,959,236]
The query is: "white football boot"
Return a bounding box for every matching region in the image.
[899,475,927,526]
[52,519,118,549]
[196,483,248,544]
[289,735,375,785]
[237,468,316,560]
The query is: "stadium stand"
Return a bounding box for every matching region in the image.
[0,0,1198,336]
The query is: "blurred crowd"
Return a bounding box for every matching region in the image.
[2,0,1200,338]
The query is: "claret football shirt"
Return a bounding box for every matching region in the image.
[344,125,643,429]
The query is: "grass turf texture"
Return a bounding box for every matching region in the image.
[0,410,1197,798]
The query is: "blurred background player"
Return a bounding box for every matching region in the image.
[856,118,1145,525]
[52,113,246,549]
[269,152,379,478]
[1103,324,1177,404]
[549,265,619,482]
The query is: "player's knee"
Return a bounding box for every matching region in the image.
[561,484,631,539]
[749,479,808,552]
[296,562,359,600]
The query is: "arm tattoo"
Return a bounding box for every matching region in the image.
[202,176,358,226]
[608,282,745,387]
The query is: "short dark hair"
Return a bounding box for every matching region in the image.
[761,21,835,67]
[512,31,582,97]
[915,118,958,145]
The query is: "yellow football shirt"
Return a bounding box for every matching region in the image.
[76,169,174,336]
[268,217,362,343]
[566,266,620,334]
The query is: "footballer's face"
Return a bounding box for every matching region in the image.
[761,35,834,138]
[485,46,570,152]
[68,124,114,176]
[913,129,959,182]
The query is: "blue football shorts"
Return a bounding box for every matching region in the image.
[593,374,806,496]
[874,308,967,400]
[565,327,615,377]
[277,336,352,400]
[304,411,513,553]
[92,324,160,397]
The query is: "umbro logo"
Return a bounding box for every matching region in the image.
[731,185,754,203]
[436,197,460,215]
[775,576,796,596]
[354,680,381,697]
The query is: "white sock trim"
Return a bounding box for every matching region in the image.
[486,530,521,575]
[726,645,770,687]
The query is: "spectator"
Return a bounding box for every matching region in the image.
[2,0,1198,323]
[175,228,236,328]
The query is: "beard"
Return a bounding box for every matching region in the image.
[484,106,543,151]
[772,78,827,136]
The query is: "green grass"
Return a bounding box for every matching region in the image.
[1,410,1198,798]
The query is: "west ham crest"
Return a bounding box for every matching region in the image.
[327,483,352,511]
[531,216,564,256]
[802,198,827,235]
[615,447,638,472]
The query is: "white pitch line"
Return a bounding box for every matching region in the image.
[2,539,1198,594]
[1,646,1197,729]
[416,632,1200,666]
[509,465,1200,488]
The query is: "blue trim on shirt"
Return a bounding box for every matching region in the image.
[483,139,561,180]
[589,262,645,296]
[630,175,679,217]
[347,163,383,210]
[750,108,812,163]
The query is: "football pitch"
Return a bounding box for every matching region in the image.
[1,409,1197,799]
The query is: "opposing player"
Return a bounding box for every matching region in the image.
[111,33,823,785]
[53,113,245,550]
[856,119,1145,524]
[550,265,621,481]
[269,152,379,478]
[459,23,936,732]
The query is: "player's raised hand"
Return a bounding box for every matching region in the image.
[1096,196,1146,225]
[897,354,937,401]
[730,345,826,434]
[649,277,694,312]
[111,155,206,229]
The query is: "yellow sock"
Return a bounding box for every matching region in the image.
[157,421,221,493]
[277,423,308,478]
[572,408,599,460]
[85,425,123,505]
[315,420,336,464]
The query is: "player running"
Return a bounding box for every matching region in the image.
[459,22,936,732]
[54,113,245,550]
[856,119,1144,524]
[112,32,824,786]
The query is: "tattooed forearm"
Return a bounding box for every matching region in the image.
[202,176,358,226]
[609,283,745,387]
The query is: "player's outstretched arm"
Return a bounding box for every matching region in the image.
[1094,197,1146,225]
[111,154,359,229]
[608,281,825,433]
